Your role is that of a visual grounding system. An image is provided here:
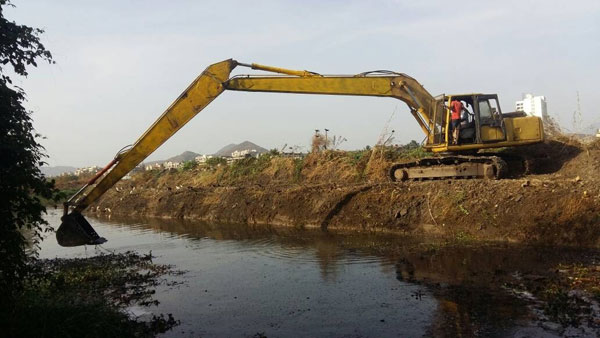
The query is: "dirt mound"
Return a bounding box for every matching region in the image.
[533,135,600,179]
[491,133,600,182]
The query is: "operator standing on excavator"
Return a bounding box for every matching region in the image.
[450,99,463,145]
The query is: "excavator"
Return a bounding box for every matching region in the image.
[57,59,544,247]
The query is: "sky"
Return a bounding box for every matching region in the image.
[6,0,600,167]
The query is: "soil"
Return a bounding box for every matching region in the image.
[78,137,600,247]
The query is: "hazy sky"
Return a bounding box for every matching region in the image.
[7,0,600,167]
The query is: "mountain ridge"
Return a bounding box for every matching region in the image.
[40,166,77,177]
[214,141,268,157]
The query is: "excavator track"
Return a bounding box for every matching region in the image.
[389,155,509,181]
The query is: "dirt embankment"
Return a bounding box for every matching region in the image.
[87,138,600,247]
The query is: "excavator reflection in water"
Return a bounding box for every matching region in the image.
[57,59,544,247]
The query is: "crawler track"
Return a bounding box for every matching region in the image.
[389,155,509,181]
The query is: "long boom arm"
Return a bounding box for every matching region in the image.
[58,59,438,246]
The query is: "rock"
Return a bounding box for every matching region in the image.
[540,321,562,333]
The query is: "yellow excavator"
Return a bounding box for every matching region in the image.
[57,59,544,246]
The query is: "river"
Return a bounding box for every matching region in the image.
[39,208,580,337]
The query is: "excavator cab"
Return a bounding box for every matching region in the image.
[474,94,506,143]
[425,93,526,153]
[445,94,506,146]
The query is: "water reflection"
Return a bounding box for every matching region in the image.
[39,209,599,337]
[92,214,388,282]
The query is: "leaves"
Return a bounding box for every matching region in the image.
[0,0,57,301]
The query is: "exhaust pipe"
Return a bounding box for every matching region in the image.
[56,212,107,247]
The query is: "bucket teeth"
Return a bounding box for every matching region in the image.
[56,212,107,247]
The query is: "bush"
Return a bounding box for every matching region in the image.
[180,160,197,171]
[293,158,304,182]
[1,252,180,337]
[205,157,227,167]
[225,153,273,181]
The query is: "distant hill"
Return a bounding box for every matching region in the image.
[214,143,237,157]
[166,151,201,163]
[214,141,268,157]
[143,151,200,166]
[40,166,76,177]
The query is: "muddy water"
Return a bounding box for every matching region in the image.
[39,209,575,337]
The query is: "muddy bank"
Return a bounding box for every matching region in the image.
[88,138,600,247]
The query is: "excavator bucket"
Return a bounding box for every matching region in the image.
[56,212,107,247]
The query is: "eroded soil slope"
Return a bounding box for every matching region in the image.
[87,138,600,247]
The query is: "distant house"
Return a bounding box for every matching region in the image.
[195,155,213,164]
[145,163,162,171]
[282,152,305,159]
[74,166,101,176]
[163,161,181,169]
[232,149,259,160]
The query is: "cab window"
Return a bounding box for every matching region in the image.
[478,98,500,122]
[479,100,492,120]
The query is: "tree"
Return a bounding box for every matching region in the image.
[0,0,55,301]
[180,160,197,171]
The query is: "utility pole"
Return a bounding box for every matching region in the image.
[573,91,582,133]
[324,128,329,149]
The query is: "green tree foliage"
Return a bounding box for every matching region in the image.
[180,160,197,171]
[0,0,56,302]
[205,157,227,167]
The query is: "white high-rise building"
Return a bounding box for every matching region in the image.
[515,94,548,120]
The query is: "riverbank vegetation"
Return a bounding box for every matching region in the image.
[2,251,180,337]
